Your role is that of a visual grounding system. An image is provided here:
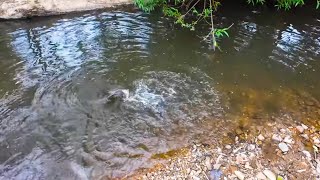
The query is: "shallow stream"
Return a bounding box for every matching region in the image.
[0,4,319,179]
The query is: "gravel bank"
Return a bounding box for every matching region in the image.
[128,119,320,180]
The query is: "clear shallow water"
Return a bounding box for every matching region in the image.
[0,5,319,179]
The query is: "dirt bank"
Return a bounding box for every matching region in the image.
[0,0,132,19]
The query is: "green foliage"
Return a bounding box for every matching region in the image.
[247,0,265,5]
[214,27,230,38]
[134,0,319,50]
[134,0,165,12]
[248,0,319,9]
[275,0,305,10]
[163,6,181,18]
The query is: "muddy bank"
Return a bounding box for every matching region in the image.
[0,0,132,19]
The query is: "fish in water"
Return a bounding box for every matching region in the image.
[106,89,129,104]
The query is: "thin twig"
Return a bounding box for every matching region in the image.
[209,0,215,50]
[183,0,201,17]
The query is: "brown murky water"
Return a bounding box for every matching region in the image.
[0,4,319,179]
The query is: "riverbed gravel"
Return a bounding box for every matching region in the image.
[129,121,320,180]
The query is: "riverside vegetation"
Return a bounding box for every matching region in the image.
[134,0,320,49]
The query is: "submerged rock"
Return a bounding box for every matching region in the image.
[0,0,132,19]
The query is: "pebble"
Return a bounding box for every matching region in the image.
[283,136,293,144]
[225,145,232,149]
[256,172,267,180]
[258,134,265,141]
[301,124,308,129]
[313,138,320,144]
[236,128,243,135]
[280,129,286,133]
[245,162,253,169]
[272,134,282,142]
[263,170,276,180]
[248,144,255,151]
[296,126,304,133]
[278,142,289,153]
[205,157,212,170]
[302,150,311,159]
[192,176,200,180]
[301,134,309,140]
[234,170,245,180]
[213,163,221,170]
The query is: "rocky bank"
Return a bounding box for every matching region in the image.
[0,0,132,19]
[128,118,320,180]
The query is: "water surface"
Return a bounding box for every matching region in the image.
[0,5,319,179]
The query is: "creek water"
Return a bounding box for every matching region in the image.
[0,4,319,179]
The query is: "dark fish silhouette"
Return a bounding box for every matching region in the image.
[106,89,129,104]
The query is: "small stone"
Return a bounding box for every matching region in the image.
[302,150,312,159]
[272,134,282,142]
[235,136,239,143]
[225,145,232,149]
[256,172,267,180]
[234,170,245,180]
[263,170,276,180]
[280,129,286,133]
[283,136,293,144]
[217,147,222,153]
[278,142,289,153]
[297,169,306,173]
[213,163,221,170]
[205,157,212,170]
[245,162,253,169]
[301,134,309,140]
[313,138,320,144]
[192,176,200,180]
[236,128,243,135]
[186,168,191,174]
[301,124,308,129]
[296,126,304,133]
[236,154,248,164]
[248,144,255,151]
[258,134,265,141]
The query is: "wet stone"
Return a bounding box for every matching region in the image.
[205,157,212,170]
[283,136,293,144]
[296,126,304,133]
[236,128,243,135]
[263,170,276,180]
[258,134,265,141]
[234,170,245,180]
[272,134,282,142]
[278,142,289,153]
[256,172,267,180]
[301,124,308,130]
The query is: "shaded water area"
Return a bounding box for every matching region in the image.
[0,3,320,179]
